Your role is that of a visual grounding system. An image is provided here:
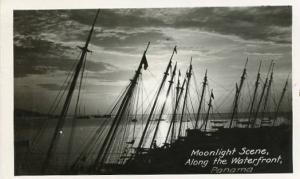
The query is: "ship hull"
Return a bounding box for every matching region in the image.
[117,125,292,174]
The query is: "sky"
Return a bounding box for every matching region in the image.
[13,6,292,114]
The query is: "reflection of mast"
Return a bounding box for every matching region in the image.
[91,42,151,171]
[178,59,192,137]
[251,61,273,128]
[165,77,186,144]
[42,10,100,173]
[203,90,214,132]
[229,58,248,128]
[137,46,177,150]
[150,63,177,148]
[247,61,262,128]
[195,70,207,129]
[273,75,289,126]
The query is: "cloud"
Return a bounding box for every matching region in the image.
[87,70,134,82]
[14,36,116,77]
[67,7,291,44]
[13,7,292,113]
[38,83,63,91]
[92,29,172,50]
[14,7,291,78]
[171,7,291,44]
[69,9,165,28]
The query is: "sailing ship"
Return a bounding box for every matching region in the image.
[15,10,292,175]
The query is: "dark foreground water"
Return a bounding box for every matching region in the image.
[14,112,291,175]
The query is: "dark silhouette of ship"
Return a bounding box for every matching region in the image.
[15,9,292,175]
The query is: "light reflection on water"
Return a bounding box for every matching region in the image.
[15,114,290,173]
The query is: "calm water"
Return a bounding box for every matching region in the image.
[14,113,291,174]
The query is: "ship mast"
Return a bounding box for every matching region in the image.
[136,46,176,150]
[178,59,192,137]
[91,42,151,171]
[273,74,289,126]
[229,58,248,128]
[247,61,262,128]
[42,9,100,172]
[260,63,274,127]
[165,77,186,144]
[251,61,273,128]
[203,90,214,132]
[150,62,177,148]
[195,70,208,129]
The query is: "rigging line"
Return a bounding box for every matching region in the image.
[85,120,110,157]
[146,69,159,81]
[74,124,99,163]
[107,84,131,115]
[211,107,216,130]
[140,75,144,129]
[106,91,138,158]
[65,53,88,168]
[92,41,151,168]
[246,81,252,108]
[212,100,225,119]
[47,53,81,115]
[203,86,207,112]
[49,71,76,115]
[48,63,76,114]
[199,88,212,130]
[208,77,231,92]
[138,75,161,115]
[73,54,88,118]
[141,80,162,115]
[240,79,250,111]
[126,82,139,140]
[185,103,195,129]
[187,89,197,122]
[145,104,160,135]
[271,95,278,112]
[108,72,142,116]
[213,87,235,113]
[144,77,161,99]
[192,72,201,101]
[31,67,77,147]
[80,54,91,104]
[84,121,111,164]
[42,15,104,166]
[116,101,133,162]
[49,62,79,115]
[71,118,109,169]
[134,76,141,118]
[132,76,141,141]
[271,83,279,106]
[271,87,278,109]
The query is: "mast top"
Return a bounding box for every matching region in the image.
[92,10,100,26]
[244,57,249,68]
[168,45,177,62]
[265,60,274,78]
[271,62,275,72]
[145,41,151,53]
[188,57,192,71]
[286,73,291,81]
[174,46,177,53]
[83,9,100,49]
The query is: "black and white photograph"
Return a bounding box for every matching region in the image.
[0,0,298,177]
[12,6,293,175]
